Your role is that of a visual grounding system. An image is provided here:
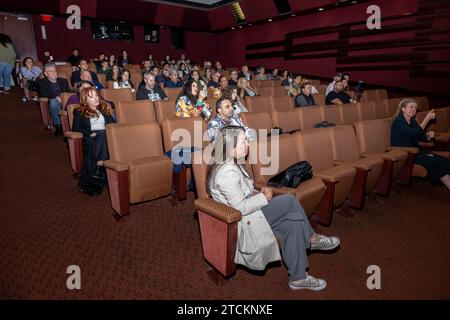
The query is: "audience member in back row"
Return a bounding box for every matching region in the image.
[164,70,184,88]
[37,63,71,136]
[118,50,131,68]
[228,69,239,86]
[218,75,228,92]
[295,82,317,107]
[190,69,207,98]
[280,70,292,87]
[106,64,121,82]
[72,87,116,196]
[71,59,99,88]
[206,126,340,292]
[238,65,252,81]
[93,53,106,70]
[67,48,82,67]
[175,79,211,120]
[112,69,134,91]
[208,71,221,89]
[237,77,257,98]
[80,69,103,91]
[255,65,267,80]
[288,74,302,97]
[136,72,167,102]
[97,60,111,75]
[326,73,342,96]
[325,80,354,105]
[390,98,450,190]
[20,56,42,101]
[222,86,248,115]
[65,81,93,109]
[207,98,254,142]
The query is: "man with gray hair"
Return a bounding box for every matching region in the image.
[136,72,168,101]
[37,63,71,136]
[164,69,184,88]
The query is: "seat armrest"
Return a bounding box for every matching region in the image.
[194,198,242,224]
[64,131,83,139]
[314,172,339,183]
[254,183,296,196]
[103,159,129,172]
[362,152,398,162]
[334,160,370,171]
[39,97,48,102]
[59,110,67,116]
[386,146,419,154]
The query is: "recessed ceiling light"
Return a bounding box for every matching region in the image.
[291,13,296,17]
[248,23,252,26]
[351,0,358,3]
[268,18,273,22]
[239,25,242,28]
[318,8,324,11]
[231,27,235,30]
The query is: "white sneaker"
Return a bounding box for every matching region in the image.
[289,274,327,291]
[310,234,340,251]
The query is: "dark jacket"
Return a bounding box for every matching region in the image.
[37,77,71,99]
[71,70,99,86]
[118,57,132,68]
[391,115,428,148]
[72,108,116,148]
[325,90,352,105]
[295,94,316,107]
[164,79,184,88]
[67,54,82,66]
[136,85,168,101]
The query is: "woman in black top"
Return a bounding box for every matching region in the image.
[72,87,116,195]
[390,98,450,190]
[118,50,131,68]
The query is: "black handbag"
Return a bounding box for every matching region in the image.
[314,121,335,128]
[267,161,313,188]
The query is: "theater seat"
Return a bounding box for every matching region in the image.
[373,100,389,119]
[101,88,134,107]
[270,96,293,111]
[339,103,359,124]
[313,93,326,106]
[240,112,273,133]
[164,87,182,101]
[64,104,83,176]
[257,87,273,96]
[320,105,342,125]
[103,123,173,216]
[271,110,301,134]
[353,119,409,195]
[250,134,327,219]
[272,86,288,96]
[293,129,356,225]
[328,125,384,209]
[296,106,322,129]
[191,146,240,284]
[116,100,156,124]
[244,96,272,113]
[356,101,377,121]
[154,99,178,123]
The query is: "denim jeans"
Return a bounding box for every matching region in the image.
[49,98,62,125]
[0,61,13,90]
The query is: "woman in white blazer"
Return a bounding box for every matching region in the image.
[206,125,340,291]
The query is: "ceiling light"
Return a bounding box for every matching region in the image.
[231,27,235,30]
[291,13,296,17]
[318,8,324,11]
[268,18,273,22]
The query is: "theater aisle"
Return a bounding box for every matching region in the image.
[0,88,449,299]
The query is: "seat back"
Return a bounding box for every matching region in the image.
[129,70,142,85]
[271,110,301,133]
[339,103,359,124]
[313,93,326,106]
[116,100,156,124]
[101,88,134,106]
[373,100,389,119]
[270,96,293,111]
[315,84,327,95]
[378,89,388,100]
[154,99,178,122]
[360,89,379,101]
[60,92,74,109]
[161,118,207,152]
[88,63,97,72]
[56,64,73,77]
[106,123,164,163]
[164,87,182,100]
[327,125,361,162]
[257,87,273,96]
[244,96,272,112]
[296,106,323,129]
[353,119,389,155]
[240,112,273,132]
[386,98,401,116]
[97,74,107,88]
[272,86,288,96]
[67,104,78,130]
[320,105,342,125]
[258,80,275,87]
[356,101,377,121]
[293,129,335,171]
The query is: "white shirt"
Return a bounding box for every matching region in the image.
[326,81,335,96]
[90,111,106,131]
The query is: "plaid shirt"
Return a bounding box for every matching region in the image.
[207,114,256,142]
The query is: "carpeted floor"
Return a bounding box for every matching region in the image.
[0,88,449,300]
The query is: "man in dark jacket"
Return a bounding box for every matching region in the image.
[37,63,71,136]
[71,59,99,88]
[137,72,168,102]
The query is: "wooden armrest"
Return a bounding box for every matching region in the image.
[194,198,241,224]
[386,146,419,154]
[64,131,83,139]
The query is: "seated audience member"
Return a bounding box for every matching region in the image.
[295,82,317,107]
[206,126,340,291]
[71,59,99,88]
[142,60,152,76]
[222,86,248,115]
[203,68,213,84]
[325,81,354,105]
[218,75,228,92]
[80,69,104,90]
[237,77,257,98]
[238,65,252,81]
[255,65,267,80]
[164,70,184,88]
[93,53,106,70]
[106,64,121,83]
[136,72,168,102]
[151,66,164,86]
[214,61,224,73]
[228,69,239,86]
[20,56,42,101]
[326,73,342,96]
[391,99,450,190]
[177,53,187,66]
[72,87,116,196]
[280,70,291,87]
[288,75,302,97]
[65,81,93,109]
[0,33,16,94]
[67,48,82,67]
[208,71,221,89]
[175,79,211,119]
[185,59,192,73]
[301,78,319,94]
[207,98,254,142]
[117,50,131,68]
[169,59,177,72]
[163,54,171,66]
[37,63,71,136]
[204,60,212,70]
[342,78,350,93]
[97,60,111,75]
[38,63,71,136]
[108,54,116,67]
[147,54,158,68]
[268,68,280,80]
[190,69,207,98]
[178,63,189,81]
[112,69,134,91]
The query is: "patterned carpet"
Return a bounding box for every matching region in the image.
[0,88,449,300]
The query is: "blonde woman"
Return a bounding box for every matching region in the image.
[237,77,257,99]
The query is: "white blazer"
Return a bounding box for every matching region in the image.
[208,163,281,270]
